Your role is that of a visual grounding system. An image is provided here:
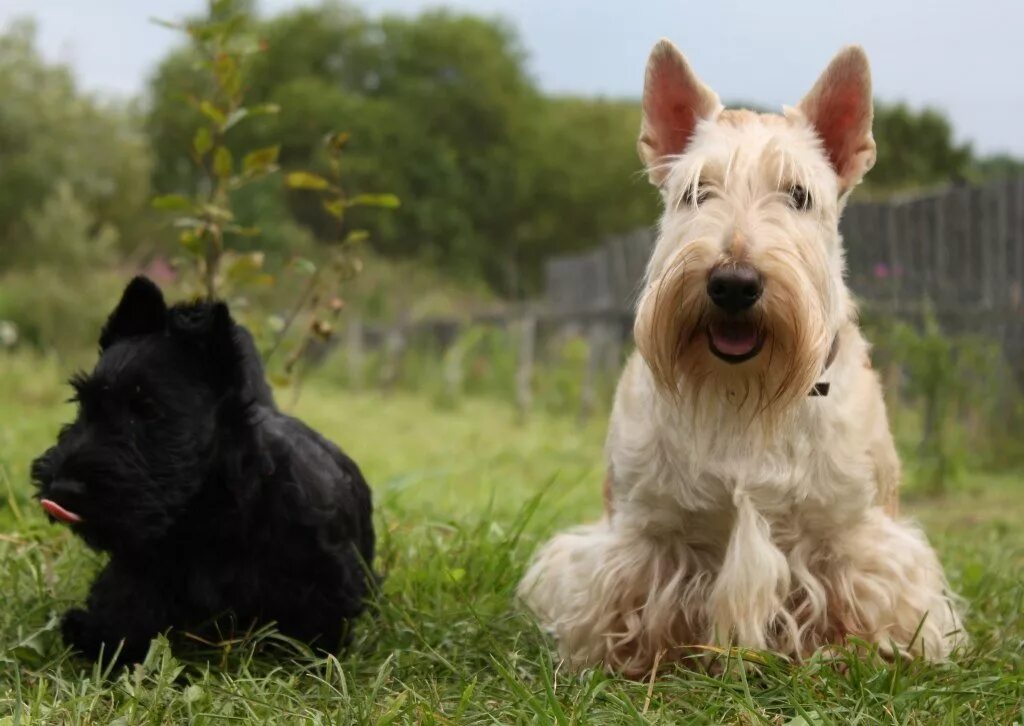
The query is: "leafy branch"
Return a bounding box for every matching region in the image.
[151,0,397,400]
[151,1,280,299]
[271,132,399,401]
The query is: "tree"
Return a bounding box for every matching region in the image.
[514,97,658,283]
[148,0,395,402]
[0,21,153,270]
[971,153,1024,181]
[147,4,997,295]
[866,103,973,192]
[146,3,656,295]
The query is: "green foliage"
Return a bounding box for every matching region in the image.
[151,0,282,298]
[269,131,399,392]
[2,357,1023,722]
[146,2,1019,294]
[515,97,659,290]
[313,322,619,424]
[146,4,658,295]
[535,334,590,415]
[864,103,973,193]
[882,312,966,494]
[971,153,1024,181]
[17,182,119,271]
[151,0,396,398]
[452,326,520,404]
[0,268,124,359]
[865,306,1023,494]
[0,21,152,269]
[0,24,149,358]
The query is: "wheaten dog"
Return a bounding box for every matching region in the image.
[519,41,965,676]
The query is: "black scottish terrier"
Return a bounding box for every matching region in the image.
[32,277,375,663]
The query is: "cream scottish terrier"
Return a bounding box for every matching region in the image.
[519,41,965,675]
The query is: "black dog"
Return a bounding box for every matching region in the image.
[32,276,375,663]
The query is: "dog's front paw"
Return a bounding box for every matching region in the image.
[61,608,143,664]
[61,607,102,659]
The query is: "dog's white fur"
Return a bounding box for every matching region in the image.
[518,41,965,676]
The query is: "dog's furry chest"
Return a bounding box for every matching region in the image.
[607,356,878,544]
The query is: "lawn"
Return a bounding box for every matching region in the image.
[1,352,1022,724]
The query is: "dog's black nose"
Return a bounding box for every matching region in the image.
[707,265,763,313]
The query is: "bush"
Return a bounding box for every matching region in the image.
[0,268,124,360]
[0,21,152,267]
[864,307,1024,494]
[13,181,119,271]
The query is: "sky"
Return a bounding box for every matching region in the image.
[2,0,1022,157]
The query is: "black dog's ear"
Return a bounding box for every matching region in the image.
[205,303,242,389]
[168,301,244,392]
[99,277,168,350]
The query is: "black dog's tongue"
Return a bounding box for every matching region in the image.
[40,499,83,524]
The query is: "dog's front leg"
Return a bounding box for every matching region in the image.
[707,492,792,652]
[518,518,701,677]
[62,561,171,664]
[817,507,966,660]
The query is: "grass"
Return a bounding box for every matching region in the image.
[1,351,1022,724]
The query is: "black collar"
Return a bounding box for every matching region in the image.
[809,335,840,397]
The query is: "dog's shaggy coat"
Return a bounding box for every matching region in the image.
[32,277,375,663]
[518,42,965,675]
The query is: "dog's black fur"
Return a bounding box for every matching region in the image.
[31,276,375,663]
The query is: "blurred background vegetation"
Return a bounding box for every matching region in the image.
[3,2,1016,301]
[1,0,1023,495]
[1,4,1022,720]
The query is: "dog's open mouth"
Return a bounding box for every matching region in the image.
[707,320,763,363]
[40,499,84,524]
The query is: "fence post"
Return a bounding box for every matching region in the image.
[516,313,537,419]
[884,203,900,309]
[580,318,619,424]
[345,315,364,389]
[380,326,406,390]
[579,321,599,423]
[912,199,929,298]
[440,322,464,405]
[933,194,946,296]
[978,185,996,310]
[994,181,1010,310]
[1014,177,1024,309]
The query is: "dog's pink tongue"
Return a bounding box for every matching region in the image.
[40,499,83,524]
[710,322,759,356]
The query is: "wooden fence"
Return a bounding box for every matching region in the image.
[542,176,1024,361]
[332,175,1024,412]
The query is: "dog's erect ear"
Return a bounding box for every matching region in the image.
[99,276,168,350]
[798,45,876,192]
[638,39,722,186]
[169,301,244,392]
[204,303,244,391]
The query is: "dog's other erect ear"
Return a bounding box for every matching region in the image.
[638,39,722,186]
[169,302,244,392]
[798,45,876,193]
[201,303,244,392]
[99,276,168,350]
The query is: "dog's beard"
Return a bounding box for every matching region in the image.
[33,437,205,553]
[634,245,831,420]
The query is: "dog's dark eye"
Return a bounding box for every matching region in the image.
[789,184,812,211]
[681,181,713,208]
[129,386,161,421]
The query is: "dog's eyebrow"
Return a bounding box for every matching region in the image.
[69,372,93,395]
[68,372,117,404]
